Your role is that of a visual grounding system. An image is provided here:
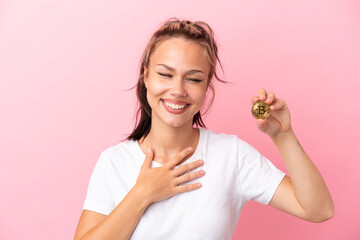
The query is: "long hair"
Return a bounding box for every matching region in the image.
[125,17,229,142]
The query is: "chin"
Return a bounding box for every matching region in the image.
[165,121,187,128]
[163,117,192,129]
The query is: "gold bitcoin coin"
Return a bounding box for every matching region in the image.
[251,100,271,119]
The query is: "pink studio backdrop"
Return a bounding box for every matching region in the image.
[1,0,359,239]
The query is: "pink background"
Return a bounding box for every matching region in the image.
[1,0,359,239]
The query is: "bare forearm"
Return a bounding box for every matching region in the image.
[81,186,151,240]
[271,129,334,219]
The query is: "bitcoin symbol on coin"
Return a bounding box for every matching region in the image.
[251,100,271,119]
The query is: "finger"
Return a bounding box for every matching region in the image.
[258,88,267,100]
[257,118,268,130]
[166,147,193,169]
[251,95,260,104]
[270,98,285,111]
[266,92,276,104]
[174,169,205,186]
[175,182,202,194]
[142,147,154,168]
[257,118,266,125]
[173,159,204,177]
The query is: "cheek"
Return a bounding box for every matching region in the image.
[191,87,207,105]
[194,86,207,100]
[146,80,168,102]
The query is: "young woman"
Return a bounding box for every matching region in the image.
[74,18,334,240]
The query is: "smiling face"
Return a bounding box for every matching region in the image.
[144,37,210,129]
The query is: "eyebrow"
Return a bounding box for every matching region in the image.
[156,64,205,75]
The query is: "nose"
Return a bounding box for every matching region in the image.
[170,78,187,97]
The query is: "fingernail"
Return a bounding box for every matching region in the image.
[260,95,265,99]
[198,160,204,164]
[188,147,193,152]
[147,148,151,153]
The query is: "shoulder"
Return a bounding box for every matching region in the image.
[202,128,237,141]
[202,128,251,148]
[201,128,258,157]
[103,139,135,154]
[97,139,137,165]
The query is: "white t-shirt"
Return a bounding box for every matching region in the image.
[83,128,286,239]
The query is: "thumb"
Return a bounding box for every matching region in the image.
[143,147,154,168]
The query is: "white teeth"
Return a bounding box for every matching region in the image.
[164,101,187,110]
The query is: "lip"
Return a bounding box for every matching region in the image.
[161,98,190,105]
[161,99,190,114]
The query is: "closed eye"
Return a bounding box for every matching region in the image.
[157,72,202,82]
[158,72,172,78]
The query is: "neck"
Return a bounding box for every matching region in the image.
[138,119,199,165]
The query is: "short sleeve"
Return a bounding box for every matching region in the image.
[237,138,286,205]
[83,151,115,215]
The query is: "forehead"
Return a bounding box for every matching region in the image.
[150,38,210,72]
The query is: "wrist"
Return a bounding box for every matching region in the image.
[130,185,153,207]
[270,128,295,143]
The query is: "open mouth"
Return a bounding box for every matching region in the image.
[161,99,191,113]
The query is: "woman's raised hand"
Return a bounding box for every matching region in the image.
[134,147,205,204]
[251,88,293,138]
